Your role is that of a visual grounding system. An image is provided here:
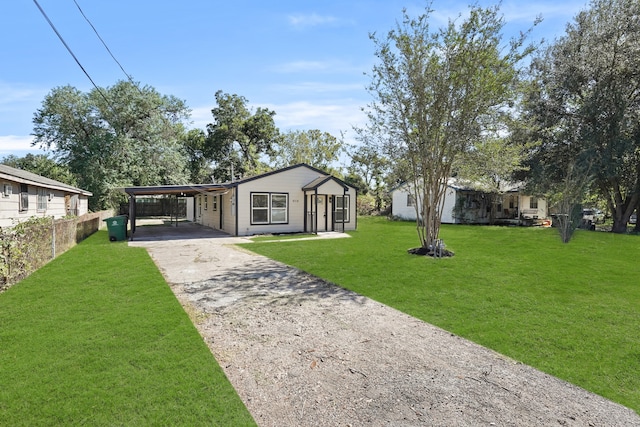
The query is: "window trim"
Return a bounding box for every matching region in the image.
[2,183,12,198]
[334,195,350,223]
[250,192,289,225]
[19,183,28,212]
[37,188,47,212]
[406,193,415,207]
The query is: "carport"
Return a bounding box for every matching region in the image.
[122,184,229,240]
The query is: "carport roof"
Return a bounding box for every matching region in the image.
[122,183,229,196]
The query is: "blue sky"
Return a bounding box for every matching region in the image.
[1,0,588,162]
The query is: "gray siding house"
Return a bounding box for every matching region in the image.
[0,164,92,228]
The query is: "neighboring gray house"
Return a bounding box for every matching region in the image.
[124,163,357,237]
[391,179,548,226]
[0,164,92,228]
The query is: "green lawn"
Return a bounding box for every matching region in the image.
[240,216,640,413]
[0,231,256,426]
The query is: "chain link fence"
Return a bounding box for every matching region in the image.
[0,210,113,292]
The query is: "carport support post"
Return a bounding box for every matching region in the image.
[343,187,347,233]
[314,189,319,234]
[128,194,136,240]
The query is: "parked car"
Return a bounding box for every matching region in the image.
[582,208,604,224]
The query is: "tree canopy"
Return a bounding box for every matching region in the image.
[522,0,640,234]
[1,153,77,187]
[32,80,190,210]
[205,91,278,182]
[364,4,535,252]
[270,129,343,170]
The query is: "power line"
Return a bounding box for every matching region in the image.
[73,0,140,90]
[32,0,112,106]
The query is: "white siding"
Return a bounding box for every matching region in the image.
[0,179,90,228]
[391,185,457,224]
[235,165,356,236]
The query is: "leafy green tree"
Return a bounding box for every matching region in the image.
[522,0,640,233]
[270,129,343,170]
[206,91,279,181]
[32,81,190,210]
[1,154,77,187]
[364,4,535,253]
[181,129,214,183]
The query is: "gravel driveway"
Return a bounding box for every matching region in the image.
[130,222,640,426]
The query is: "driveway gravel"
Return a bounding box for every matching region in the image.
[130,221,640,426]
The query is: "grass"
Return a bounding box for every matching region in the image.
[0,230,256,426]
[240,216,640,413]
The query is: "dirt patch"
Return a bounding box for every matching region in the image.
[132,228,640,426]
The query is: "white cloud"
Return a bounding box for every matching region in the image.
[270,81,364,94]
[0,135,47,157]
[271,59,366,75]
[259,100,366,139]
[287,13,352,29]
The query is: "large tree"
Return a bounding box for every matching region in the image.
[206,91,279,182]
[270,129,343,170]
[364,4,535,253]
[523,0,640,233]
[32,81,190,210]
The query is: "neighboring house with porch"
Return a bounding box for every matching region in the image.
[123,163,357,237]
[0,164,92,228]
[391,178,548,225]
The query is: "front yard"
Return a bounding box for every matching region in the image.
[241,216,640,414]
[0,231,255,426]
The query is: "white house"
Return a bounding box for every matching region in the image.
[0,164,92,228]
[391,179,548,225]
[124,163,357,237]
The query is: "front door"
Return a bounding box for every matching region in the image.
[310,195,327,232]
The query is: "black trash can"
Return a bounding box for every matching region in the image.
[103,215,128,241]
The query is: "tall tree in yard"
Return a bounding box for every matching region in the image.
[364,4,535,253]
[206,91,279,182]
[32,81,190,210]
[523,0,640,234]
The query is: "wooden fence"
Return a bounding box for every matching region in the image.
[0,210,114,292]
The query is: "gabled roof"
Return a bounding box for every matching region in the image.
[302,175,349,191]
[122,163,355,197]
[0,164,92,196]
[391,177,523,194]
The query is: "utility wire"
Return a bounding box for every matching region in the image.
[32,0,112,106]
[73,0,141,92]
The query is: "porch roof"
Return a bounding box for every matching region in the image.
[302,175,349,191]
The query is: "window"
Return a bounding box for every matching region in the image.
[251,193,269,224]
[37,188,47,212]
[204,195,208,210]
[19,184,28,212]
[212,195,217,211]
[2,183,11,198]
[334,195,350,223]
[530,198,538,209]
[271,194,287,223]
[251,193,288,225]
[406,194,415,207]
